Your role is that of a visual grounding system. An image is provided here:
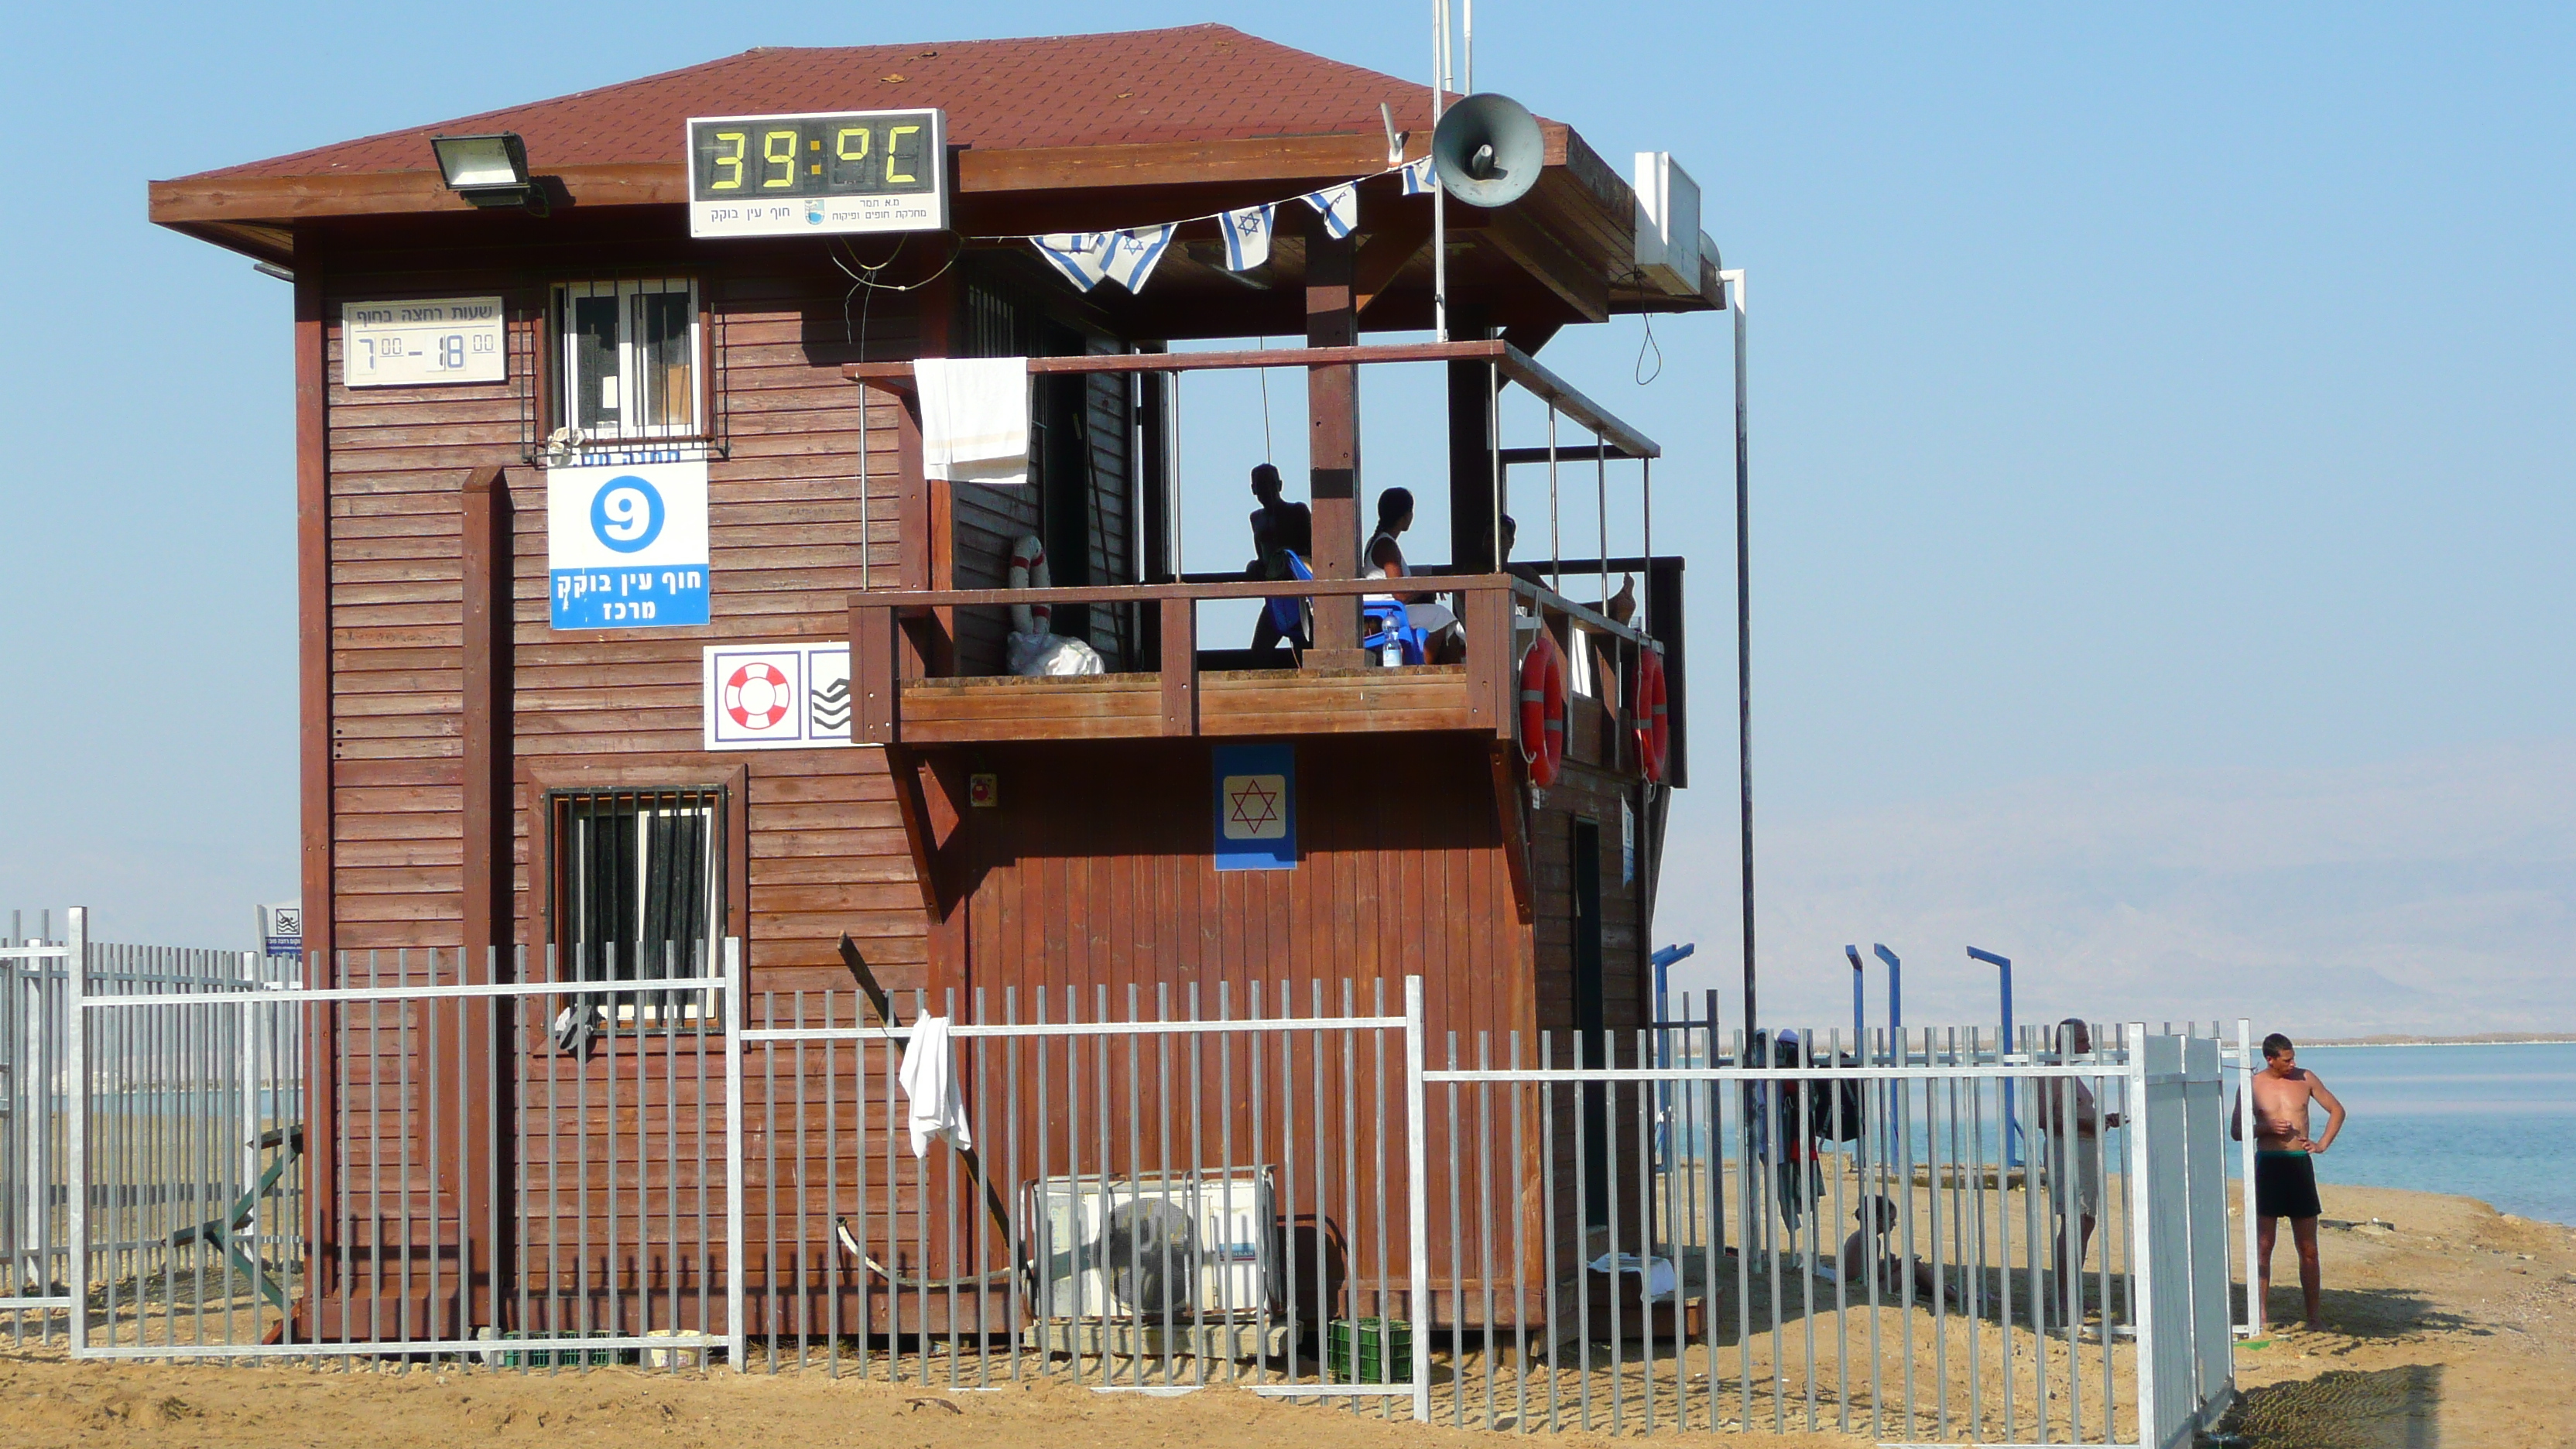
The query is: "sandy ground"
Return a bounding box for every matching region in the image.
[0,1182,2564,1448]
[2223,1183,2576,1449]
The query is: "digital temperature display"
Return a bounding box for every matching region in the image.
[685,109,947,238]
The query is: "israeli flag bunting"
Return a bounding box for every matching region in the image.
[1220,204,1274,272]
[1101,224,1177,293]
[1301,182,1359,240]
[1399,155,1437,196]
[1031,233,1112,292]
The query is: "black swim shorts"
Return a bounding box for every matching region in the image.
[2255,1150,2321,1220]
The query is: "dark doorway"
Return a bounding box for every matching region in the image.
[1574,817,1609,1227]
[1036,322,1091,641]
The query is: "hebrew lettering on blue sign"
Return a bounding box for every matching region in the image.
[551,567,710,629]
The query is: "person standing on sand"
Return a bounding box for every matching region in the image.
[2231,1032,2348,1329]
[2036,1019,2122,1329]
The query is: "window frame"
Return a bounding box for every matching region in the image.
[522,762,748,1036]
[548,277,710,444]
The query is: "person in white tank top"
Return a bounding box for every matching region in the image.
[1365,488,1463,663]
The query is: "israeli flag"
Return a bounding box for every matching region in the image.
[1301,183,1359,240]
[1101,224,1177,293]
[1031,233,1112,292]
[1399,155,1437,197]
[1220,204,1274,271]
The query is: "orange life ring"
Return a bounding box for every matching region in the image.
[1632,648,1670,783]
[1519,632,1568,787]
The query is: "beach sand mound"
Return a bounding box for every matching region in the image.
[0,1183,2564,1449]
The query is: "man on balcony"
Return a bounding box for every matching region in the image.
[1246,464,1312,656]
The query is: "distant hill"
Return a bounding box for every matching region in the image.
[1654,738,2576,1040]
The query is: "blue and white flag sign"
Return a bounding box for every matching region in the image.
[1399,155,1437,196]
[1212,743,1296,871]
[1220,204,1274,271]
[548,461,711,629]
[1032,232,1112,292]
[1101,224,1176,293]
[1301,183,1359,240]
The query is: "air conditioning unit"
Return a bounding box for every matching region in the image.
[1633,152,1704,296]
[1023,1170,1275,1323]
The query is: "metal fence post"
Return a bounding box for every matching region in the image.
[1404,975,1430,1425]
[724,936,747,1372]
[2235,1018,2261,1341]
[63,908,86,1358]
[2126,1022,2152,1449]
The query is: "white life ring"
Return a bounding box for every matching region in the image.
[1006,536,1053,635]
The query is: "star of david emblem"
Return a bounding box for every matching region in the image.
[1221,773,1287,840]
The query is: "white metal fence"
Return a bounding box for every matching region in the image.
[8,909,2239,1447]
[2,910,303,1350]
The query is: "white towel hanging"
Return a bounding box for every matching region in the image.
[915,356,1029,485]
[897,1015,974,1159]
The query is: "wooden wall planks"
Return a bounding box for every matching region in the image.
[317,252,930,980]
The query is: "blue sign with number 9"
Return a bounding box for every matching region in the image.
[589,476,665,553]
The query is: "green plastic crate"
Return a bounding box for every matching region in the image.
[1326,1317,1413,1383]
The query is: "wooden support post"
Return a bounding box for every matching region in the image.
[1159,595,1197,735]
[457,462,514,1332]
[1464,582,1516,737]
[1139,344,1173,584]
[894,385,931,591]
[852,602,899,745]
[1448,305,1500,572]
[1137,344,1172,663]
[292,265,337,1326]
[1306,214,1362,658]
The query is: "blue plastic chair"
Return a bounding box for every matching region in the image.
[1270,551,1424,664]
[1361,597,1428,665]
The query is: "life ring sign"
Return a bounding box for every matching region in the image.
[724,661,793,731]
[1519,632,1568,787]
[701,642,855,750]
[1632,647,1671,782]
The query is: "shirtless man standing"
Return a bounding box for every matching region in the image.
[2231,1033,2348,1328]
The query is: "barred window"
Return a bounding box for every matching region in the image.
[553,279,702,441]
[547,786,724,1028]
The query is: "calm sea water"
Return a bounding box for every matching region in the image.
[2277,1043,2576,1228]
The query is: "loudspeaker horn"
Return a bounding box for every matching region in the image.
[1430,93,1543,208]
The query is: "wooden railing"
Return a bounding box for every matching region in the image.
[848,574,1664,748]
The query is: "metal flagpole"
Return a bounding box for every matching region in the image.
[1725,269,1752,1035]
[1431,1,1451,341]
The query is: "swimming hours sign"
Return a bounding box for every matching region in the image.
[341,297,504,386]
[547,461,711,629]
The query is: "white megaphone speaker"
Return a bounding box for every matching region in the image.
[1430,93,1543,207]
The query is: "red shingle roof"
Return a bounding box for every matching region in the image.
[190,26,1436,180]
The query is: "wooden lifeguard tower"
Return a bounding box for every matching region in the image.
[150,24,1720,1351]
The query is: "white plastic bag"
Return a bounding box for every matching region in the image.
[1007,631,1104,677]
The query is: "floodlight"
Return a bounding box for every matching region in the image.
[431,133,546,214]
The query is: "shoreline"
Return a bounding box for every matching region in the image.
[2298,1035,2576,1048]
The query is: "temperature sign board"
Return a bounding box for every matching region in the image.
[547,461,711,629]
[686,109,947,239]
[341,296,504,386]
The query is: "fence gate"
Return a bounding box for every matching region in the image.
[67,938,742,1365]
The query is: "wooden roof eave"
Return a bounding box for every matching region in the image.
[148,118,1724,313]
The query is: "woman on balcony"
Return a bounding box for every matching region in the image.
[1365,488,1466,664]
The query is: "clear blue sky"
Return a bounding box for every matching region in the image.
[2,5,2567,1024]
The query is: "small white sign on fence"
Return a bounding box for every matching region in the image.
[257,902,301,961]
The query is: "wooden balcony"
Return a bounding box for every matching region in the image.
[848,574,1667,752]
